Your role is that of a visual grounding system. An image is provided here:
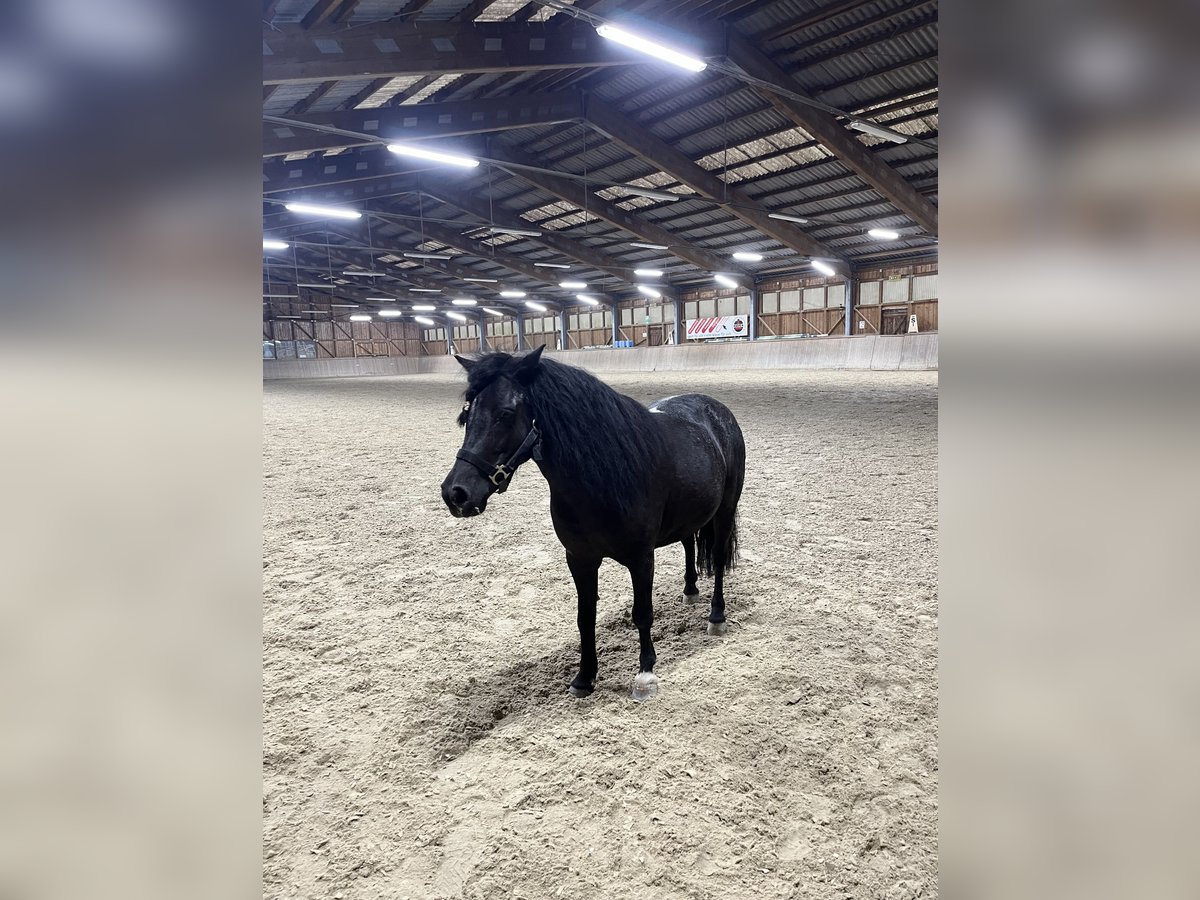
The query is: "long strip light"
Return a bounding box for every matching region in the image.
[810,260,836,276]
[332,303,359,308]
[595,24,707,73]
[525,300,548,311]
[414,316,435,326]
[867,228,900,240]
[848,121,908,144]
[411,304,437,311]
[499,290,527,298]
[630,242,668,250]
[482,307,505,316]
[386,143,480,169]
[451,298,477,306]
[732,251,763,262]
[616,185,680,202]
[342,270,384,277]
[637,285,662,299]
[297,282,335,289]
[713,274,738,289]
[367,297,396,302]
[378,309,403,317]
[534,262,570,269]
[263,294,299,299]
[768,212,810,224]
[404,252,453,261]
[560,280,587,289]
[462,277,498,283]
[409,288,441,293]
[263,239,289,250]
[446,311,468,321]
[284,202,362,220]
[488,226,542,237]
[633,268,663,277]
[349,314,372,321]
[576,295,600,306]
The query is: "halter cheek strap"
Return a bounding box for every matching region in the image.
[455,421,542,494]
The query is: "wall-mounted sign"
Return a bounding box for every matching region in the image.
[686,315,748,340]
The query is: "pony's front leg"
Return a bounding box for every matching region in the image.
[629,552,659,701]
[565,552,601,698]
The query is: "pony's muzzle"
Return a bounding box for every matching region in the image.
[441,469,489,518]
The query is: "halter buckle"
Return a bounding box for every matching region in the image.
[489,465,512,487]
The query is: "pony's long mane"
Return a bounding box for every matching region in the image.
[462,352,665,513]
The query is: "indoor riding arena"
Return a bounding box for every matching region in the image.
[262,2,938,898]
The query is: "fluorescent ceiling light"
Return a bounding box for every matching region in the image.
[534,262,570,269]
[297,282,334,288]
[451,298,477,306]
[630,242,668,250]
[349,314,371,321]
[263,294,298,299]
[386,143,479,168]
[848,121,907,144]
[409,288,441,293]
[559,280,587,289]
[616,185,680,202]
[576,295,600,305]
[367,297,396,301]
[446,311,468,321]
[342,270,384,277]
[411,304,437,311]
[768,212,809,224]
[274,315,301,319]
[378,309,403,317]
[414,316,435,326]
[637,285,662,298]
[284,202,361,220]
[404,252,453,260]
[867,228,900,240]
[332,303,359,308]
[595,24,707,73]
[633,268,663,277]
[488,226,542,237]
[732,251,763,262]
[482,307,505,316]
[499,290,526,298]
[810,260,836,276]
[525,300,548,311]
[263,239,288,250]
[713,274,738,289]
[462,277,498,283]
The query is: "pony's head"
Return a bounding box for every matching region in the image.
[441,346,545,518]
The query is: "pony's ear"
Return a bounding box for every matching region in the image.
[454,354,475,371]
[514,345,545,380]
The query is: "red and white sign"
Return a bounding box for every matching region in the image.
[686,315,748,340]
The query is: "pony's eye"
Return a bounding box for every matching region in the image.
[497,409,514,422]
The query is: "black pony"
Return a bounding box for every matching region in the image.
[441,347,745,700]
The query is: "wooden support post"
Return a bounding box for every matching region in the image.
[845,274,856,336]
[672,297,682,345]
[559,310,569,352]
[749,288,758,341]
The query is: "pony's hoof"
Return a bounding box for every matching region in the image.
[683,590,701,604]
[631,672,659,702]
[568,681,594,698]
[707,620,728,636]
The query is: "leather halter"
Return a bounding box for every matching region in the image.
[455,420,542,494]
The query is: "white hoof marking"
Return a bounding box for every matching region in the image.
[631,672,659,702]
[707,621,728,636]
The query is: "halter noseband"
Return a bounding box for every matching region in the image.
[455,420,542,494]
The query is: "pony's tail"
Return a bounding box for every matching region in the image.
[696,513,738,578]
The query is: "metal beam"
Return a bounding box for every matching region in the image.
[724,29,938,236]
[486,143,750,280]
[585,96,847,265]
[262,22,719,85]
[263,147,428,193]
[263,91,584,157]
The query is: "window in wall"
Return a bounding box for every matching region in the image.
[827,283,845,308]
[276,340,297,359]
[621,307,633,326]
[296,341,317,358]
[698,298,717,317]
[760,291,778,313]
[661,303,675,323]
[912,273,938,301]
[859,281,881,305]
[780,290,801,311]
[603,310,613,327]
[714,295,733,316]
[735,295,749,315]
[883,277,910,303]
[262,341,276,360]
[684,300,699,319]
[645,305,660,323]
[803,287,825,309]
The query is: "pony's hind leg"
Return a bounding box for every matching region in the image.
[707,506,738,636]
[682,533,700,602]
[565,552,601,697]
[628,552,659,701]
